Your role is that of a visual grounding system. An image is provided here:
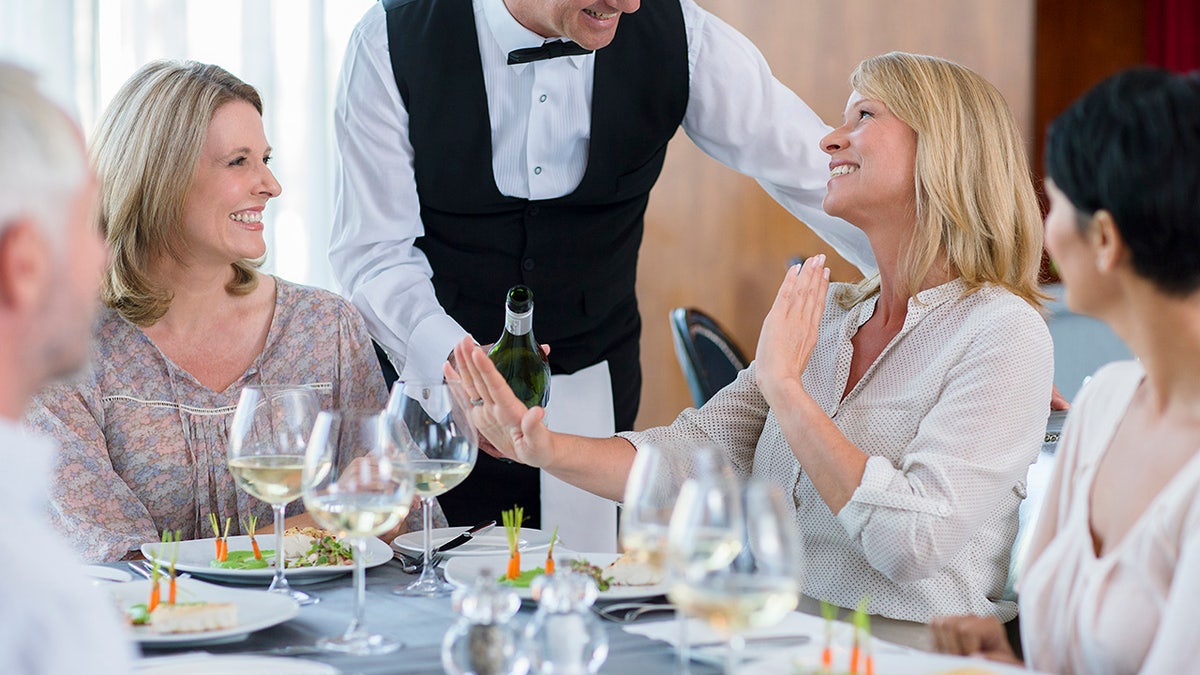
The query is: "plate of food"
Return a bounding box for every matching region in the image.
[110,577,299,648]
[140,527,390,585]
[392,525,554,559]
[444,551,668,602]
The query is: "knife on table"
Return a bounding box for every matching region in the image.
[434,519,497,555]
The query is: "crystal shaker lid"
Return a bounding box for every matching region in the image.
[454,568,521,624]
[531,570,599,612]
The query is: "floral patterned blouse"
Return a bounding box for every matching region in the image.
[25,278,441,562]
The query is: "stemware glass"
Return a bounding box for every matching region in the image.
[303,409,415,654]
[668,478,801,674]
[227,385,320,605]
[620,444,731,672]
[388,379,478,596]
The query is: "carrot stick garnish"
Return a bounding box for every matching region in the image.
[851,595,870,674]
[148,541,163,611]
[209,513,222,559]
[217,517,233,562]
[544,526,559,575]
[502,506,524,580]
[167,530,180,604]
[244,514,261,560]
[820,599,837,673]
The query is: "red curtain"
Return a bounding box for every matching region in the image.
[1145,0,1200,71]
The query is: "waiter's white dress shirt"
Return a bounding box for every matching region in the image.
[0,420,135,674]
[331,0,875,384]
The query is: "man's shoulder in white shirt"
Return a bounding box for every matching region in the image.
[0,421,135,674]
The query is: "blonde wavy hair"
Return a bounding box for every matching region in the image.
[838,52,1046,310]
[91,60,263,326]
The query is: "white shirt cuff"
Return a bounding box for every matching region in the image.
[836,455,951,538]
[397,313,469,383]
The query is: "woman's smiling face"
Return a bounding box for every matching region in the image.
[179,100,281,267]
[819,91,918,228]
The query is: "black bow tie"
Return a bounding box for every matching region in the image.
[507,40,593,65]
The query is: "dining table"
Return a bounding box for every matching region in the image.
[114,555,714,674]
[107,553,1035,675]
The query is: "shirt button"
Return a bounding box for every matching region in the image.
[533,166,542,175]
[539,94,547,103]
[523,258,535,271]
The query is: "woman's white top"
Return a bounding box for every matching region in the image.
[1020,360,1200,674]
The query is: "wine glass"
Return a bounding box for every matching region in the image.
[388,379,478,596]
[227,385,320,605]
[668,478,801,674]
[303,409,415,654]
[620,444,731,672]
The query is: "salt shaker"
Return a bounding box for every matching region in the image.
[523,571,608,674]
[442,569,528,675]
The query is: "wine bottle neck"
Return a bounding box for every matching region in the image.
[504,307,534,336]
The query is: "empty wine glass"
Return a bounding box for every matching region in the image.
[668,478,801,674]
[388,379,478,596]
[620,444,731,672]
[227,385,320,605]
[303,409,415,654]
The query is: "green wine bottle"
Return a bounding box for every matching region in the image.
[488,285,551,409]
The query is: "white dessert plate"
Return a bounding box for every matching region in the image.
[140,535,390,586]
[392,526,553,558]
[444,552,668,602]
[111,578,300,648]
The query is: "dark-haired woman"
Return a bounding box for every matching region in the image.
[933,67,1200,674]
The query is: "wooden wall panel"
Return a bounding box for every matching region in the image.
[1033,0,1144,182]
[634,0,1036,428]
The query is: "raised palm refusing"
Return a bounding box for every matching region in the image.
[446,337,556,469]
[753,254,830,408]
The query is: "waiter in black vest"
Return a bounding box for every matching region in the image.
[329,0,876,528]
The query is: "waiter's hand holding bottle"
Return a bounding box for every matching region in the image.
[447,285,552,462]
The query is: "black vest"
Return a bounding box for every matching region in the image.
[383,0,688,377]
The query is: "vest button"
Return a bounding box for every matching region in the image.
[527,205,540,216]
[523,258,535,271]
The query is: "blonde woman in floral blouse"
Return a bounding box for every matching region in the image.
[25,60,440,563]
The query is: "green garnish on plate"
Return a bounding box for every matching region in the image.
[497,566,546,588]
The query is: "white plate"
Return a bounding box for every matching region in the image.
[86,564,132,583]
[392,526,553,558]
[111,578,300,648]
[444,552,668,601]
[136,654,338,674]
[141,535,390,586]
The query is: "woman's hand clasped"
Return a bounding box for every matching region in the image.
[755,254,830,408]
[445,337,556,468]
[930,615,1022,665]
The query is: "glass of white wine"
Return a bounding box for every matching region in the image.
[621,444,732,673]
[303,409,415,654]
[227,385,320,605]
[668,478,801,674]
[388,379,478,596]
